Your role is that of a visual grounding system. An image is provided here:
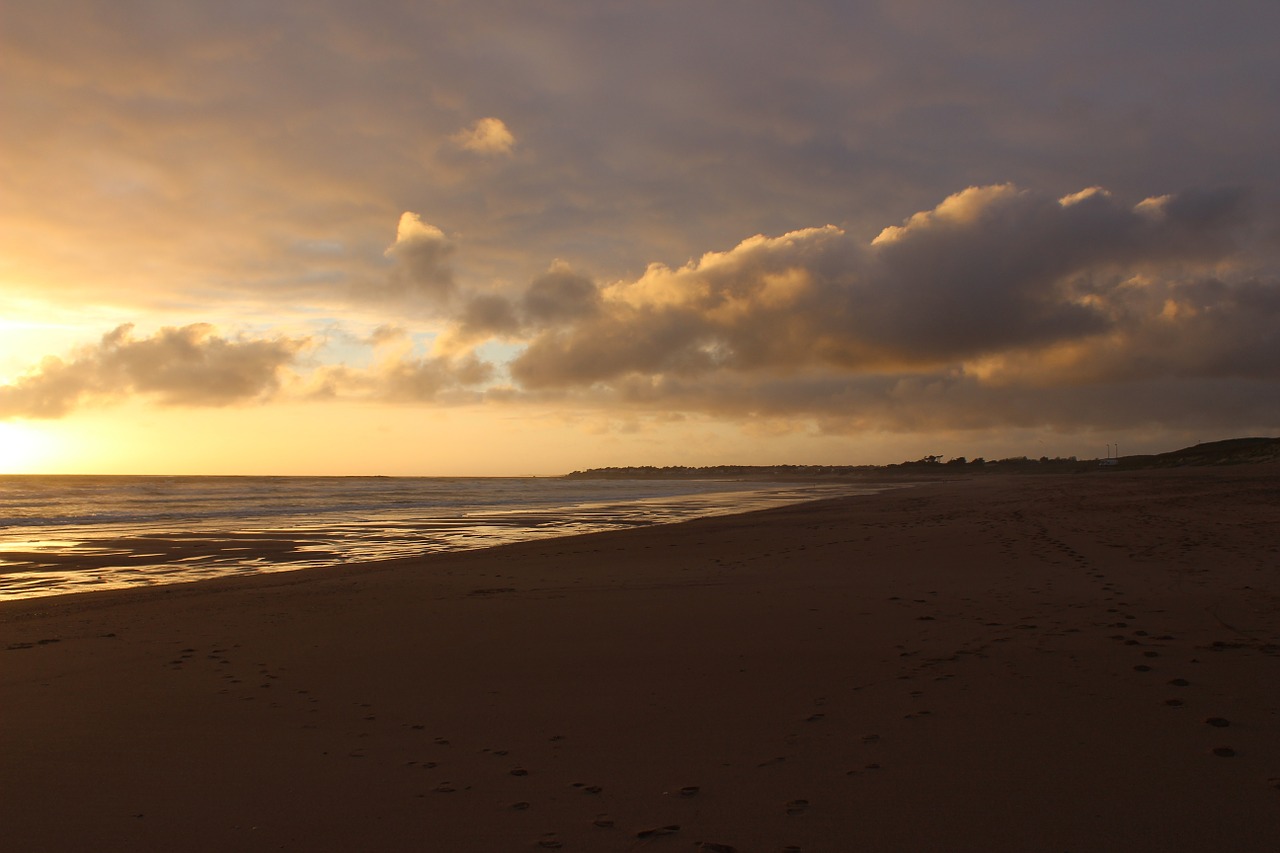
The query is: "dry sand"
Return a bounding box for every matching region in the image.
[2,468,1279,852]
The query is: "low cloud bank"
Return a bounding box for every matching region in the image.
[304,325,492,403]
[0,323,491,419]
[453,184,1256,386]
[0,324,305,418]
[428,183,1278,429]
[6,184,1277,435]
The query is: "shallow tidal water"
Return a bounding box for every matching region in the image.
[0,475,885,599]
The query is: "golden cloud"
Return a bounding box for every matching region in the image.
[451,117,516,155]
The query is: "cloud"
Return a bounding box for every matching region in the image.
[1,319,497,419]
[502,184,1252,389]
[7,184,1277,440]
[608,370,1280,439]
[386,182,1274,434]
[451,117,516,155]
[0,324,306,419]
[433,261,601,354]
[376,352,493,401]
[4,2,1276,329]
[522,263,602,325]
[305,325,494,403]
[374,213,457,302]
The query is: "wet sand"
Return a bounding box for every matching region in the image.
[2,468,1279,851]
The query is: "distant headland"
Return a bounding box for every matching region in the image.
[563,436,1280,480]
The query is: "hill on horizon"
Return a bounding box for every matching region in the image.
[564,436,1280,479]
[1123,436,1280,468]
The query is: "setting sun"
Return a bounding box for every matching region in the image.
[0,420,56,471]
[0,422,56,474]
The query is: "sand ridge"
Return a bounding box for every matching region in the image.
[2,468,1278,851]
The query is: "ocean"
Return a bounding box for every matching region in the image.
[0,475,882,600]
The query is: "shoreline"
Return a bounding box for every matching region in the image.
[0,478,892,602]
[3,468,1278,851]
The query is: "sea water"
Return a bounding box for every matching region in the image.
[0,475,880,600]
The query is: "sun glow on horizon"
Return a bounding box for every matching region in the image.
[0,422,59,474]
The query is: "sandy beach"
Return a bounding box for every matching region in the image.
[2,468,1278,852]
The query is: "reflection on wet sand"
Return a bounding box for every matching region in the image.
[0,486,885,598]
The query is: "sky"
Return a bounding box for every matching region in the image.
[2,0,1279,475]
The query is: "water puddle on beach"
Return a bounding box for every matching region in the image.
[0,481,897,600]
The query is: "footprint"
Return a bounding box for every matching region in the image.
[1212,747,1237,757]
[785,799,809,816]
[678,786,700,797]
[1167,678,1191,687]
[636,825,680,839]
[537,834,563,849]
